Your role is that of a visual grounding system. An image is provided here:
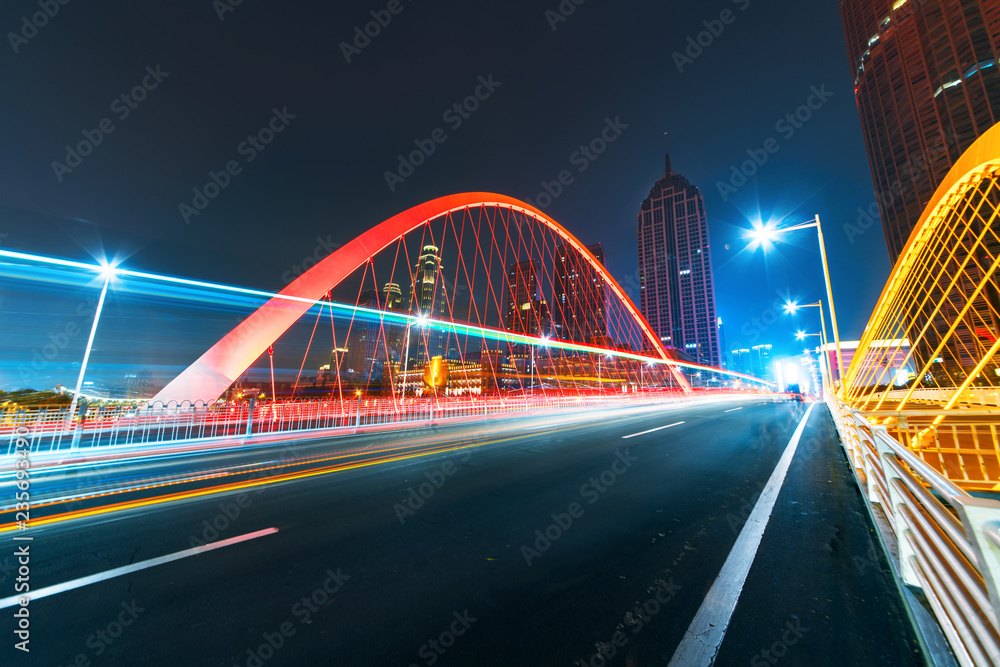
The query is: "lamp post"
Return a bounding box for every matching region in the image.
[267,345,276,403]
[747,215,844,394]
[68,263,117,442]
[795,330,826,397]
[785,300,831,395]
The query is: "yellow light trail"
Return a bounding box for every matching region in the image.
[0,421,589,533]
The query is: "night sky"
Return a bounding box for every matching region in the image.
[1,0,888,386]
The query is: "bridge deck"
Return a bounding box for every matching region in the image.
[0,399,926,665]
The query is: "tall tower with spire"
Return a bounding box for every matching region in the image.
[637,136,722,368]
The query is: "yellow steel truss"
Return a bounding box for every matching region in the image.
[845,123,1000,488]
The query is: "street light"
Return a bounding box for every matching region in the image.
[784,299,832,395]
[68,260,119,442]
[641,361,654,392]
[747,223,779,250]
[746,215,844,393]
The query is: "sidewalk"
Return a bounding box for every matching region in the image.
[713,405,929,666]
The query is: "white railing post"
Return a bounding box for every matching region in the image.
[951,498,1000,623]
[244,399,255,438]
[872,425,921,587]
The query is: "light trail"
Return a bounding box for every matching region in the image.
[0,248,775,388]
[0,399,735,530]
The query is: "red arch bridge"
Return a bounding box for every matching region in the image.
[4,193,774,449]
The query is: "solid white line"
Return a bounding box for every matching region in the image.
[667,404,815,667]
[622,422,685,439]
[724,407,742,413]
[0,527,278,609]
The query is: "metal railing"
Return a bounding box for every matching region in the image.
[829,396,1000,666]
[2,388,756,456]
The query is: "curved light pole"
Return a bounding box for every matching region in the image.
[747,215,844,394]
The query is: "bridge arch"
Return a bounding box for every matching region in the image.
[153,193,685,405]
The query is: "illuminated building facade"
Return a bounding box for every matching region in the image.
[731,348,752,376]
[840,0,1000,261]
[504,259,551,337]
[408,245,448,363]
[554,242,608,345]
[637,140,722,367]
[751,344,773,383]
[393,357,518,397]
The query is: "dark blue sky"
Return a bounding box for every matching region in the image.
[0,0,889,375]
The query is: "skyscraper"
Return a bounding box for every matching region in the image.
[637,139,722,367]
[408,245,448,363]
[751,344,773,383]
[504,259,551,337]
[731,348,752,376]
[840,0,1000,261]
[554,242,609,345]
[382,282,403,311]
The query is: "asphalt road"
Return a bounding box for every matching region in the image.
[2,398,923,666]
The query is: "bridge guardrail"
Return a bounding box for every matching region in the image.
[2,389,763,456]
[829,396,1000,666]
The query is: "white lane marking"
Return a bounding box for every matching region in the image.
[0,527,278,609]
[724,407,742,413]
[622,422,685,439]
[667,404,815,667]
